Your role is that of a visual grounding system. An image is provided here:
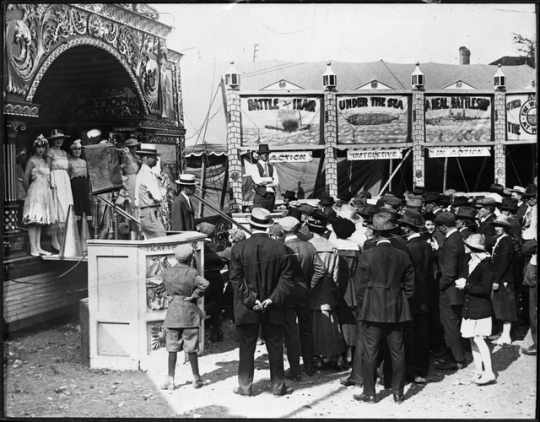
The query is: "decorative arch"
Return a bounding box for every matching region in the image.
[26,36,149,115]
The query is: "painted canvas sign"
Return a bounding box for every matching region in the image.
[425,96,492,143]
[240,96,322,148]
[337,95,409,144]
[506,93,536,141]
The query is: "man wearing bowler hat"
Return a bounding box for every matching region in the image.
[455,206,478,239]
[135,144,166,239]
[353,213,415,404]
[250,144,279,211]
[172,173,197,232]
[229,208,295,397]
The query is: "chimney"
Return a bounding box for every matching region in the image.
[459,46,471,65]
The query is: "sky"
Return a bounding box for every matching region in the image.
[153,3,536,65]
[150,3,537,147]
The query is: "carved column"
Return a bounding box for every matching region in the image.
[324,89,338,198]
[226,89,243,212]
[4,121,26,233]
[412,89,426,188]
[493,90,507,185]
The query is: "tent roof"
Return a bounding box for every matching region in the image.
[182,58,535,155]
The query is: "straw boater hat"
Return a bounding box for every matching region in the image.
[247,207,274,228]
[368,212,398,232]
[48,129,70,140]
[138,143,160,156]
[398,209,424,228]
[124,138,141,148]
[463,233,487,252]
[175,173,197,186]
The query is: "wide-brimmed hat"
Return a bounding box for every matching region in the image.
[463,233,487,252]
[257,144,271,154]
[247,207,274,228]
[485,192,503,204]
[490,215,511,228]
[405,198,423,209]
[489,183,505,195]
[124,138,141,148]
[500,198,518,212]
[138,143,160,156]
[320,196,335,206]
[175,173,197,186]
[398,209,424,228]
[48,129,70,140]
[452,196,470,207]
[523,184,537,198]
[282,190,297,200]
[510,185,526,195]
[280,216,300,232]
[332,217,356,239]
[455,206,477,221]
[306,213,327,230]
[338,204,362,222]
[368,213,398,231]
[381,195,402,208]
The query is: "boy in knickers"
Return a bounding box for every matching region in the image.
[161,243,209,390]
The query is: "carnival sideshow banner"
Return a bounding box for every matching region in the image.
[506,93,537,141]
[337,95,409,144]
[241,96,322,148]
[425,96,492,143]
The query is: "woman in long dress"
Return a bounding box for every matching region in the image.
[22,135,55,256]
[489,215,518,345]
[45,129,74,251]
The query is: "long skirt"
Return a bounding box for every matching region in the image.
[492,283,518,322]
[312,310,346,357]
[70,176,92,220]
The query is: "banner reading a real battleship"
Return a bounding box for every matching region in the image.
[425,96,492,143]
[240,96,322,148]
[337,95,409,144]
[506,93,536,141]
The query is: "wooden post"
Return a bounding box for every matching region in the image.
[198,152,207,217]
[443,157,448,192]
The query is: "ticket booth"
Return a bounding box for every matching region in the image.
[87,232,206,370]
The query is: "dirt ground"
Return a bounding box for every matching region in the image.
[3,313,538,419]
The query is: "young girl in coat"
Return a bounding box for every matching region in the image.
[456,233,496,386]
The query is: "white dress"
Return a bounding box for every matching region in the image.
[46,148,74,228]
[22,159,56,225]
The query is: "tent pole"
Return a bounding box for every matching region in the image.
[198,153,207,217]
[443,157,448,192]
[377,149,411,196]
[456,157,470,192]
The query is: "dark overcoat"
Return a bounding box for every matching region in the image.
[462,260,493,320]
[405,236,433,315]
[438,230,466,305]
[171,193,195,231]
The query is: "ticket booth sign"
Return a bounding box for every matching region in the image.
[347,149,402,160]
[269,151,313,163]
[427,147,491,158]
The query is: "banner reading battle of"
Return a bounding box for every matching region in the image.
[506,93,536,141]
[337,95,409,144]
[425,95,492,143]
[240,96,322,148]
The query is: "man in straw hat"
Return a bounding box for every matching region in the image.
[352,213,414,404]
[280,216,326,381]
[509,185,528,221]
[135,144,166,238]
[229,208,295,397]
[433,211,467,371]
[398,209,433,385]
[172,173,197,232]
[250,144,279,211]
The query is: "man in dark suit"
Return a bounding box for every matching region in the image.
[399,210,433,385]
[280,216,326,380]
[171,173,196,231]
[455,206,477,239]
[434,211,466,370]
[229,208,294,397]
[353,213,415,404]
[474,197,497,247]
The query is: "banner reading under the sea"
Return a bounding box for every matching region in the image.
[425,96,492,143]
[240,96,322,148]
[337,95,409,144]
[506,93,536,141]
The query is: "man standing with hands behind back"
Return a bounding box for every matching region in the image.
[229,207,295,397]
[250,144,279,211]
